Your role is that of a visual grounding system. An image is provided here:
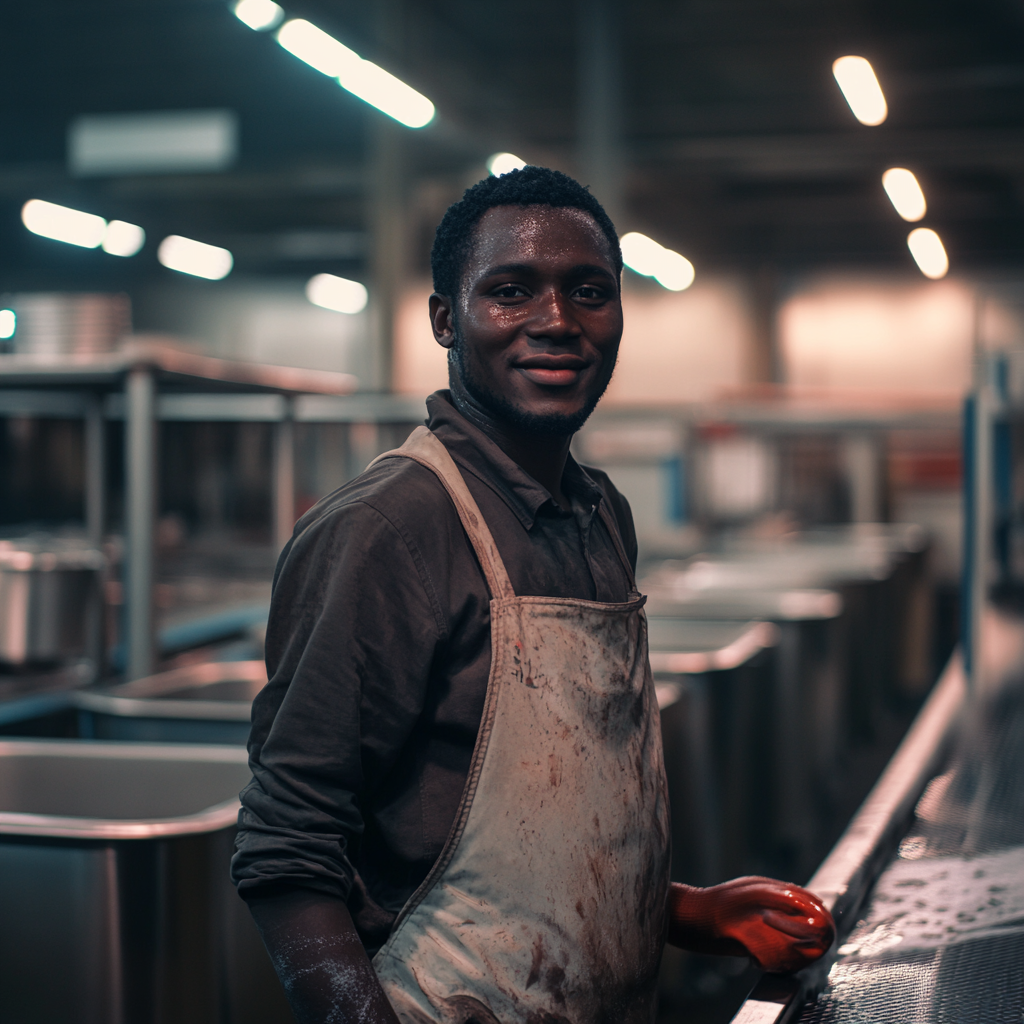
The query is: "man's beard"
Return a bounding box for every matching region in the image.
[449,330,612,439]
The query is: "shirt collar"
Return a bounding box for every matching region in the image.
[424,390,604,530]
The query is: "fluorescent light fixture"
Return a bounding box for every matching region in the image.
[620,231,695,291]
[832,56,887,126]
[882,168,926,222]
[276,19,435,128]
[0,309,15,340]
[487,152,527,176]
[907,227,948,280]
[306,273,368,314]
[102,220,146,257]
[157,235,233,280]
[22,199,107,248]
[233,0,283,31]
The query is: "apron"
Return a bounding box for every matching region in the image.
[369,426,671,1024]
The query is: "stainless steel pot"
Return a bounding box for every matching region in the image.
[0,739,292,1024]
[0,537,104,665]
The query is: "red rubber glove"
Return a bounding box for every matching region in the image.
[667,877,836,973]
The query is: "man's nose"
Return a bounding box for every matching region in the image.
[527,289,581,340]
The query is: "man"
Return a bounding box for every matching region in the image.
[232,166,834,1024]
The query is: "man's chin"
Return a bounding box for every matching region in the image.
[450,341,611,438]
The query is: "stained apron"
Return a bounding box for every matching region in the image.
[369,426,671,1024]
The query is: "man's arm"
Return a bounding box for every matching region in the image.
[246,888,400,1024]
[231,480,451,1018]
[667,877,836,973]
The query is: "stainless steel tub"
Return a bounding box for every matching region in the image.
[73,660,267,744]
[0,739,292,1024]
[651,618,778,885]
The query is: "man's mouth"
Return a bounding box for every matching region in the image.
[514,355,588,387]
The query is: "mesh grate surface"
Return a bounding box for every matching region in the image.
[798,670,1024,1024]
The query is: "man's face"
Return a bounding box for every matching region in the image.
[432,205,623,436]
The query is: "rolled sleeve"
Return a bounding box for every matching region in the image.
[231,494,446,900]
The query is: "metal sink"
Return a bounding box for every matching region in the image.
[0,739,291,1023]
[71,660,268,744]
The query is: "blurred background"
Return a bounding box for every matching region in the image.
[1,2,1024,1022]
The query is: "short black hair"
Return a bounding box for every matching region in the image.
[430,166,622,298]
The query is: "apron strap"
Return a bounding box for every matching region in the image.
[595,500,640,593]
[370,426,516,602]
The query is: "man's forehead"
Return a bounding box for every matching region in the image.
[467,204,614,270]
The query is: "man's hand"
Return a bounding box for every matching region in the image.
[666,877,836,973]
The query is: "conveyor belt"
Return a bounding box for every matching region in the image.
[732,610,1024,1024]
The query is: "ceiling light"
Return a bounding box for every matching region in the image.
[21,199,107,248]
[907,228,948,280]
[157,235,234,280]
[102,220,146,257]
[487,153,527,176]
[306,273,368,314]
[882,168,926,221]
[620,232,695,291]
[0,310,15,341]
[276,19,434,128]
[232,0,283,31]
[832,56,888,126]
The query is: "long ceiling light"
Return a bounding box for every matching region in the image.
[487,152,527,176]
[157,235,234,280]
[907,227,949,280]
[232,0,283,31]
[274,18,434,128]
[620,231,695,291]
[306,273,368,314]
[22,199,146,258]
[22,199,107,248]
[0,309,15,341]
[882,168,926,222]
[832,56,887,126]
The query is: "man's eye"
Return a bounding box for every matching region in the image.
[575,285,607,300]
[493,284,528,298]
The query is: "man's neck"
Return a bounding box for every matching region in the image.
[449,380,574,509]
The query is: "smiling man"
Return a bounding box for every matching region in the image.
[232,167,833,1024]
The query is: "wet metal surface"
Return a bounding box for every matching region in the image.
[797,613,1024,1024]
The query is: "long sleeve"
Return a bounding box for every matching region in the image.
[231,495,447,902]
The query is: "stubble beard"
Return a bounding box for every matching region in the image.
[448,327,613,439]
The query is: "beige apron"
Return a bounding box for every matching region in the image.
[369,427,671,1024]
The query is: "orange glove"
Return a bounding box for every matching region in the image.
[667,877,835,973]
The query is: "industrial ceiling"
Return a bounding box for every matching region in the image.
[2,0,1023,295]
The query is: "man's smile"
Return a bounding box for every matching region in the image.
[514,353,589,387]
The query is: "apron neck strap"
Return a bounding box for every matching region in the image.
[370,426,516,602]
[595,500,639,592]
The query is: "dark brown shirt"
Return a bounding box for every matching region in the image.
[231,391,637,948]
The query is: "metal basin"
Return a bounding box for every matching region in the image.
[0,536,103,666]
[0,739,292,1024]
[72,660,267,744]
[651,618,778,885]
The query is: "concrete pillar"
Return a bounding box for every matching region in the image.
[85,394,105,545]
[125,366,156,680]
[577,0,625,227]
[367,0,405,393]
[273,401,296,552]
[843,432,882,523]
[750,264,783,385]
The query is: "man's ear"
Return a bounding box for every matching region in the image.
[429,293,455,349]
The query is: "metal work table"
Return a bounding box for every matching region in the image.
[0,340,406,681]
